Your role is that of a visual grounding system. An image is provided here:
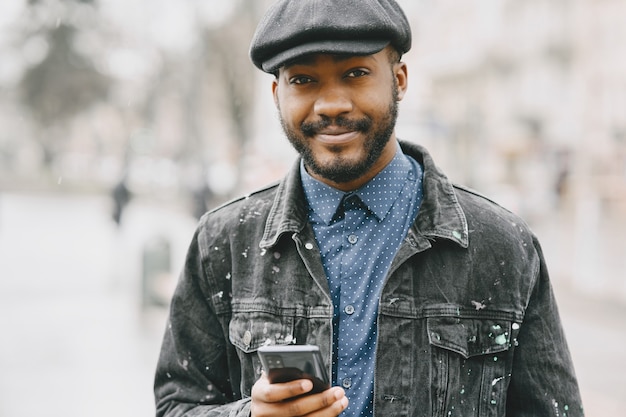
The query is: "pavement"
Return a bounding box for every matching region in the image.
[0,191,624,417]
[0,192,196,417]
[556,287,626,416]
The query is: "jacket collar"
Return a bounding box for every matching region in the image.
[260,140,468,249]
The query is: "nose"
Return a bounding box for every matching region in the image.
[313,85,353,119]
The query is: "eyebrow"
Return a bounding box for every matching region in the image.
[284,53,370,69]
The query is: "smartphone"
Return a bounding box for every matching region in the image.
[257,345,330,395]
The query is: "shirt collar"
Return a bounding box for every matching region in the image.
[300,163,345,225]
[260,140,469,250]
[300,143,417,224]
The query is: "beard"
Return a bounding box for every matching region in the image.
[279,86,399,185]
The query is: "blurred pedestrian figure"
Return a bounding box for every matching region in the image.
[555,148,572,208]
[111,176,131,227]
[191,180,215,220]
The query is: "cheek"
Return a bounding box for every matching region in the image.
[277,95,310,127]
[356,81,395,114]
[358,92,391,117]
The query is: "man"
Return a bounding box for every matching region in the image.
[154,0,584,416]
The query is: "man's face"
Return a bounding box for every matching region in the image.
[272,46,408,191]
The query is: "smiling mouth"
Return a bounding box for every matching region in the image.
[315,130,360,144]
[302,116,371,142]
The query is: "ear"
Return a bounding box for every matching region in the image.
[272,77,279,108]
[394,62,408,101]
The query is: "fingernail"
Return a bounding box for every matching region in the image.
[334,388,345,399]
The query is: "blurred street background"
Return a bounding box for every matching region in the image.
[1,0,625,416]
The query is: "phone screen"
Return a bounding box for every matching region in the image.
[257,345,330,394]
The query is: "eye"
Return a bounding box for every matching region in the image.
[289,75,314,85]
[345,69,369,78]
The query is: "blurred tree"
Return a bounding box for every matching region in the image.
[18,0,110,167]
[203,0,261,195]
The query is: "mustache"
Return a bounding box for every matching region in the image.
[301,116,372,137]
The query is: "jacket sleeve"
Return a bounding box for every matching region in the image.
[505,236,584,416]
[154,228,249,417]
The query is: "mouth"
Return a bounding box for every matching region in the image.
[301,117,371,145]
[315,129,360,145]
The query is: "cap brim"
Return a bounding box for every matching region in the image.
[261,39,389,73]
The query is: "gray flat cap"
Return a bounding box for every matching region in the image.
[250,0,412,73]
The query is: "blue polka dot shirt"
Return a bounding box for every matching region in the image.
[300,143,423,416]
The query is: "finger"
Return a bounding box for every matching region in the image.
[252,376,314,403]
[322,387,348,410]
[251,379,315,417]
[282,387,348,417]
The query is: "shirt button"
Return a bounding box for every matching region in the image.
[342,377,352,389]
[344,305,355,315]
[347,234,358,244]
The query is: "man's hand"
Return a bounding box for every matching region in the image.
[251,373,348,417]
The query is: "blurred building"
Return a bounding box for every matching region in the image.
[403,0,625,208]
[392,0,626,299]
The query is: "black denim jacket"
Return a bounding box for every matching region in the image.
[154,141,583,417]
